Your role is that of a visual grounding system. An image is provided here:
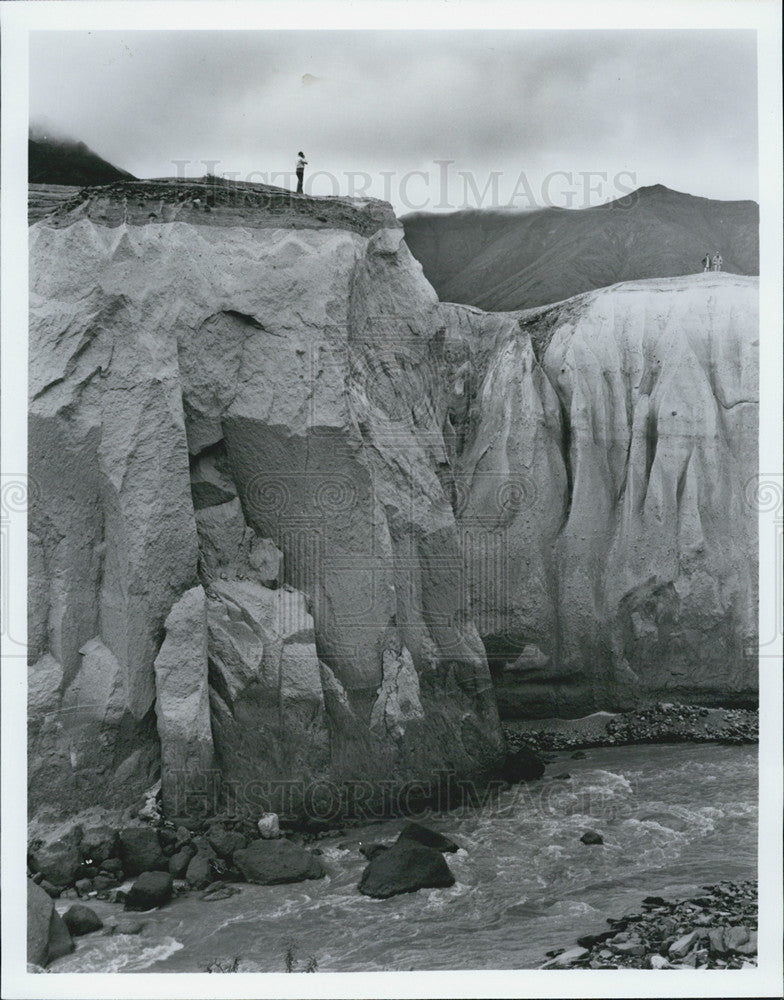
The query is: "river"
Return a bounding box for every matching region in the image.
[49,743,757,973]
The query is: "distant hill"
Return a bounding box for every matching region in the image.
[403,185,759,311]
[29,135,135,186]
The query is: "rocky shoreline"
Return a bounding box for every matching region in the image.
[541,880,758,969]
[505,703,758,754]
[26,809,470,968]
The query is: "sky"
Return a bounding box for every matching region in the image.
[29,29,758,214]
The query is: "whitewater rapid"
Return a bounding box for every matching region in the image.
[49,743,757,973]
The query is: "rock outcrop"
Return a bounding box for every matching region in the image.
[153,585,214,815]
[441,275,758,715]
[29,179,503,818]
[28,178,757,820]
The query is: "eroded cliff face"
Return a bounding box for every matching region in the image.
[440,275,758,715]
[28,181,503,816]
[28,180,758,817]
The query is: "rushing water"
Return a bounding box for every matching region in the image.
[50,744,757,973]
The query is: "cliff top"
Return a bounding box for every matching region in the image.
[33,175,401,237]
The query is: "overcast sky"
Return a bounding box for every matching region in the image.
[29,30,758,214]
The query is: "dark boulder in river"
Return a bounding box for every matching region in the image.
[397,822,460,853]
[358,841,456,899]
[580,830,604,845]
[62,904,103,936]
[500,747,546,783]
[124,871,173,910]
[233,838,324,885]
[359,843,390,861]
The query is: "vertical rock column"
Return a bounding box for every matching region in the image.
[153,585,216,816]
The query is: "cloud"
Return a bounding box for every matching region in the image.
[28,29,758,211]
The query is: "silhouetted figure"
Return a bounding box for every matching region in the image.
[711,251,723,272]
[701,252,711,272]
[296,151,307,194]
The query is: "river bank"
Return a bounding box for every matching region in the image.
[504,703,758,754]
[541,879,758,969]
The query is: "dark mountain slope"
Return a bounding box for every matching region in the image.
[29,136,135,186]
[403,185,759,311]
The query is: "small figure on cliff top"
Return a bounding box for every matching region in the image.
[711,251,723,272]
[296,151,308,194]
[701,252,711,272]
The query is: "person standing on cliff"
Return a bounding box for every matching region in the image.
[712,250,723,272]
[295,151,308,194]
[701,252,711,272]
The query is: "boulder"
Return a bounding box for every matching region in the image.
[669,929,699,958]
[93,875,118,891]
[358,841,456,899]
[79,825,119,866]
[184,851,215,889]
[359,843,389,861]
[113,919,145,935]
[724,925,751,952]
[233,838,324,885]
[124,871,174,910]
[499,748,545,783]
[27,880,74,966]
[28,836,81,888]
[74,877,93,896]
[118,828,167,875]
[734,931,757,956]
[62,904,103,936]
[580,830,604,845]
[168,846,196,878]
[396,822,460,853]
[207,827,246,859]
[256,812,281,839]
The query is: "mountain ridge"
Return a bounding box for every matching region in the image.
[402,184,759,312]
[28,135,135,186]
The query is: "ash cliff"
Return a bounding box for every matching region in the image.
[28,179,758,817]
